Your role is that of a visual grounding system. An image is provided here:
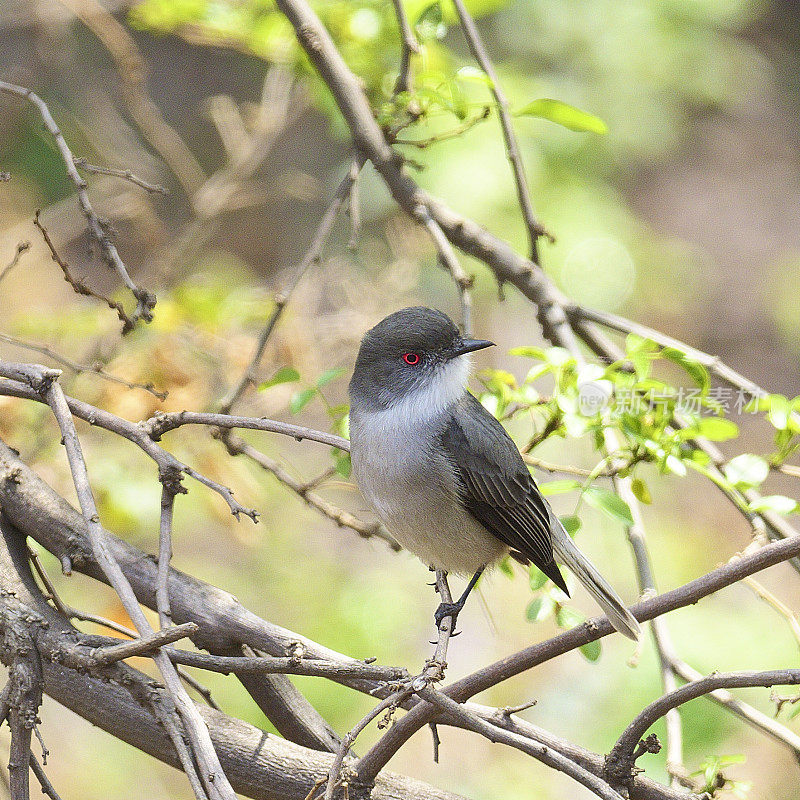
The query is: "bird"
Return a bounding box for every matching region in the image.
[348,306,640,640]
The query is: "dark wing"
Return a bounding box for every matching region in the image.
[440,394,568,594]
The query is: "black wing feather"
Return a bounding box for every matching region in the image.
[440,393,569,594]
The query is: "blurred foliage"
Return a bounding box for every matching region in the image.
[2,0,799,798]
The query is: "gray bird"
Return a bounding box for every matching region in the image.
[348,307,640,640]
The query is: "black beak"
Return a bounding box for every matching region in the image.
[449,338,495,359]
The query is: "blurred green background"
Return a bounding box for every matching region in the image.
[1,0,799,798]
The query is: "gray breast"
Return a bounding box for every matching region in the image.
[349,405,507,575]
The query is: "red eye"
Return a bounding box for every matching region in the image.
[402,352,420,365]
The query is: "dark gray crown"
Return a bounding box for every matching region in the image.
[360,307,459,356]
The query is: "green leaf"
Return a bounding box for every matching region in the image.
[455,66,493,87]
[631,478,652,504]
[579,639,602,662]
[556,606,585,629]
[529,565,549,591]
[539,479,581,496]
[665,454,687,477]
[525,595,555,623]
[289,388,316,414]
[497,556,514,578]
[332,449,351,478]
[258,366,300,390]
[695,416,739,441]
[514,98,608,134]
[315,367,345,388]
[559,515,582,536]
[584,486,634,526]
[661,348,711,393]
[723,454,769,490]
[767,394,791,430]
[415,1,445,40]
[748,495,797,515]
[509,345,548,360]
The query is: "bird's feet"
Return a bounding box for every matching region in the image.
[434,600,465,629]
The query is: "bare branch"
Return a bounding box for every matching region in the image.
[89,622,198,666]
[20,365,235,800]
[0,82,155,327]
[218,158,363,415]
[218,432,398,549]
[73,157,169,194]
[0,332,167,399]
[354,531,800,782]
[417,687,625,800]
[389,0,421,95]
[606,669,800,789]
[166,649,406,683]
[0,376,258,521]
[0,242,31,285]
[450,0,549,261]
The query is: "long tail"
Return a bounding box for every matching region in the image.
[549,516,641,641]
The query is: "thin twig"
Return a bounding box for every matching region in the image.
[28,754,64,800]
[0,332,167,399]
[217,157,363,415]
[418,687,625,800]
[0,375,258,522]
[389,0,420,95]
[0,243,30,285]
[323,688,412,800]
[450,0,549,261]
[743,576,800,649]
[218,432,398,550]
[157,467,186,628]
[416,207,473,335]
[0,82,155,327]
[606,669,800,788]
[166,648,407,682]
[32,211,136,334]
[88,622,198,666]
[73,157,168,194]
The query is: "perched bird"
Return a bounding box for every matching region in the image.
[348,307,640,640]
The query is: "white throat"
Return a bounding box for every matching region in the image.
[390,355,471,423]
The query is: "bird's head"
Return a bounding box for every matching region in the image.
[349,307,494,413]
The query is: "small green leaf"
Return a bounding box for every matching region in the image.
[498,556,514,578]
[559,514,582,536]
[258,366,300,390]
[724,454,769,490]
[661,348,711,393]
[514,98,608,134]
[631,478,652,504]
[539,479,581,496]
[767,394,791,430]
[695,417,739,441]
[509,345,548,360]
[579,639,602,662]
[556,606,585,629]
[748,495,797,514]
[665,454,687,477]
[332,449,351,478]
[316,367,345,388]
[584,486,634,526]
[526,595,555,623]
[529,565,549,591]
[289,388,316,414]
[455,66,493,87]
